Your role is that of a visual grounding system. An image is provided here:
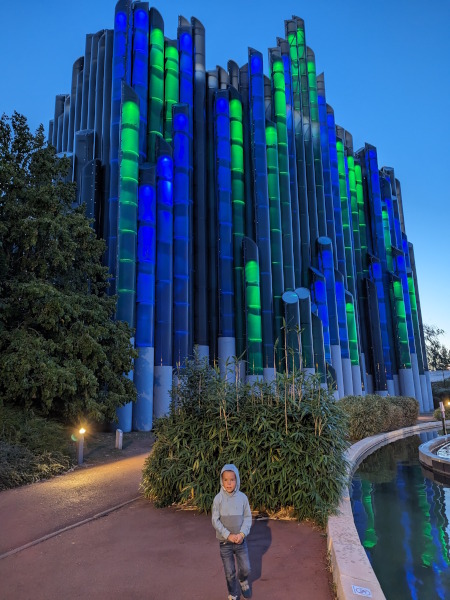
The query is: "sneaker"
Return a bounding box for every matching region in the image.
[240,579,252,599]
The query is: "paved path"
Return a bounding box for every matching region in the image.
[0,454,333,600]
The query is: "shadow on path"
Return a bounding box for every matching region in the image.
[247,515,272,582]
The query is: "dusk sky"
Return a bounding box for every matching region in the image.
[2,0,449,349]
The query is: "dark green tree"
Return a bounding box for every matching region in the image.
[0,113,137,424]
[424,324,450,371]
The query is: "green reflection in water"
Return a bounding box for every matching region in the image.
[352,434,450,600]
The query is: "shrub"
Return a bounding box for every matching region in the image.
[141,353,349,527]
[431,383,450,410]
[0,405,74,490]
[340,394,419,441]
[433,406,450,421]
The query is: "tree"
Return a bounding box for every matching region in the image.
[0,113,137,424]
[424,324,450,371]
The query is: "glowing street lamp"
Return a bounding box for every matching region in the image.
[77,427,86,465]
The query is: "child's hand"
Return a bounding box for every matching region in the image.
[227,533,240,543]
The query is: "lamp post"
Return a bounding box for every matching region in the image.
[77,427,86,465]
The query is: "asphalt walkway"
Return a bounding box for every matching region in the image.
[0,453,333,600]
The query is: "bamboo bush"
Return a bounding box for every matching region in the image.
[141,349,349,527]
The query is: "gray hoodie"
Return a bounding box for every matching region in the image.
[211,464,252,542]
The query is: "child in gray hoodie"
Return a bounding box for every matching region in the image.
[212,464,252,600]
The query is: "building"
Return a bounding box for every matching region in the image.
[49,1,433,431]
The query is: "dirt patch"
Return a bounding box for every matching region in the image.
[72,430,155,466]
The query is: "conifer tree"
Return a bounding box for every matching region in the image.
[0,113,137,424]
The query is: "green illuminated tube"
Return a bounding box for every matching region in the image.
[336,137,356,298]
[243,237,264,381]
[266,120,285,370]
[390,273,415,397]
[295,287,315,373]
[163,39,179,143]
[345,291,363,395]
[306,47,327,239]
[408,242,432,408]
[277,37,302,288]
[295,20,320,267]
[347,155,362,278]
[269,47,295,292]
[147,8,164,162]
[116,82,140,432]
[355,161,368,276]
[229,88,246,364]
[286,19,310,285]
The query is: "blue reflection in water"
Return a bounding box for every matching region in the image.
[351,432,450,600]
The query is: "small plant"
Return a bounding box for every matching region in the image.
[0,405,74,490]
[340,394,419,441]
[141,349,349,527]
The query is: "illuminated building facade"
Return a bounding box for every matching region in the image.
[49,2,432,431]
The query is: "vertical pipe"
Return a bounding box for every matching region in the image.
[278,39,302,289]
[269,47,295,292]
[229,88,246,367]
[177,17,194,357]
[68,57,84,153]
[133,164,156,431]
[94,33,106,160]
[80,33,93,131]
[295,287,315,375]
[116,82,140,432]
[108,0,133,297]
[335,270,353,396]
[243,238,264,382]
[215,90,235,379]
[172,104,191,371]
[147,7,164,162]
[163,39,179,144]
[153,140,174,418]
[282,290,301,373]
[238,64,255,242]
[100,30,114,244]
[248,48,274,379]
[266,120,285,370]
[206,69,219,365]
[132,3,149,163]
[192,17,208,359]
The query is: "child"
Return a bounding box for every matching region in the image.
[212,464,252,600]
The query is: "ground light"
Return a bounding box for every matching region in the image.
[77,427,86,465]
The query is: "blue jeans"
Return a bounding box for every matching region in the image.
[219,539,251,597]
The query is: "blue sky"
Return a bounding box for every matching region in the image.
[2,0,449,349]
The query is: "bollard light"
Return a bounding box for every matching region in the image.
[77,427,86,465]
[115,428,123,450]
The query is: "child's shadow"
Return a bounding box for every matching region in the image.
[247,515,272,581]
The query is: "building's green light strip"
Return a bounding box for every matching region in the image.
[346,299,359,366]
[163,41,179,143]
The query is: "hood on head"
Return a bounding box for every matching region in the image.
[220,463,240,494]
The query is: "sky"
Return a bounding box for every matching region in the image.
[2,0,449,348]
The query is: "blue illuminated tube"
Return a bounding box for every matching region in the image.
[326,105,346,281]
[238,64,255,243]
[172,104,191,371]
[132,2,149,163]
[316,74,337,266]
[335,271,353,396]
[248,47,274,379]
[93,33,105,160]
[153,138,174,418]
[215,90,236,379]
[317,237,344,398]
[177,17,194,354]
[309,266,331,366]
[100,30,114,242]
[133,164,156,431]
[206,69,219,364]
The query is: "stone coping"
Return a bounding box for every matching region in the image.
[327,420,447,600]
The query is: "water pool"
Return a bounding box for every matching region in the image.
[351,432,450,600]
